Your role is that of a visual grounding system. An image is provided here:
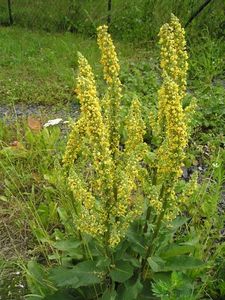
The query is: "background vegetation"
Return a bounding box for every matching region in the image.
[0,0,224,39]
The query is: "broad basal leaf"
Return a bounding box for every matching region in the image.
[101,288,117,300]
[160,244,195,258]
[163,255,204,271]
[109,261,134,283]
[122,277,143,300]
[50,261,104,289]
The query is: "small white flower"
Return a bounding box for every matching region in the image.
[43,118,63,127]
[16,284,25,288]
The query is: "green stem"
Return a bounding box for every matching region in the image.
[143,168,157,233]
[141,185,168,280]
[143,206,152,233]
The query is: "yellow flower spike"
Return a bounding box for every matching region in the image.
[125,99,146,155]
[157,77,188,183]
[76,53,104,138]
[97,25,120,83]
[159,14,188,97]
[63,119,84,167]
[153,15,190,223]
[109,99,147,237]
[63,52,115,240]
[157,14,188,183]
[148,185,162,213]
[149,110,160,138]
[97,25,122,157]
[158,14,188,130]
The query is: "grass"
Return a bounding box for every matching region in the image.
[0,27,97,104]
[0,26,145,105]
[0,123,67,299]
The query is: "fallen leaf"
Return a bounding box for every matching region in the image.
[10,141,24,149]
[28,116,42,132]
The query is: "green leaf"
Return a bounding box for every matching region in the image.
[181,237,200,246]
[109,261,134,283]
[96,256,111,268]
[126,225,146,256]
[160,244,194,258]
[170,217,189,232]
[27,261,53,296]
[50,261,103,288]
[148,255,204,272]
[114,240,129,261]
[25,295,45,300]
[101,289,117,300]
[147,257,165,272]
[162,255,204,272]
[44,290,75,300]
[152,272,171,283]
[50,267,79,287]
[53,239,81,251]
[122,277,143,300]
[53,239,83,258]
[57,207,73,232]
[123,255,141,268]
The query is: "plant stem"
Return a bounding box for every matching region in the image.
[143,168,157,233]
[107,0,112,26]
[141,185,168,280]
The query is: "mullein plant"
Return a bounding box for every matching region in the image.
[27,15,203,299]
[63,14,196,250]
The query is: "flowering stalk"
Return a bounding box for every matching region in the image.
[142,15,191,277]
[146,15,189,222]
[63,27,147,250]
[97,25,122,158]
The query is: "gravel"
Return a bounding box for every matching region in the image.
[0,102,80,123]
